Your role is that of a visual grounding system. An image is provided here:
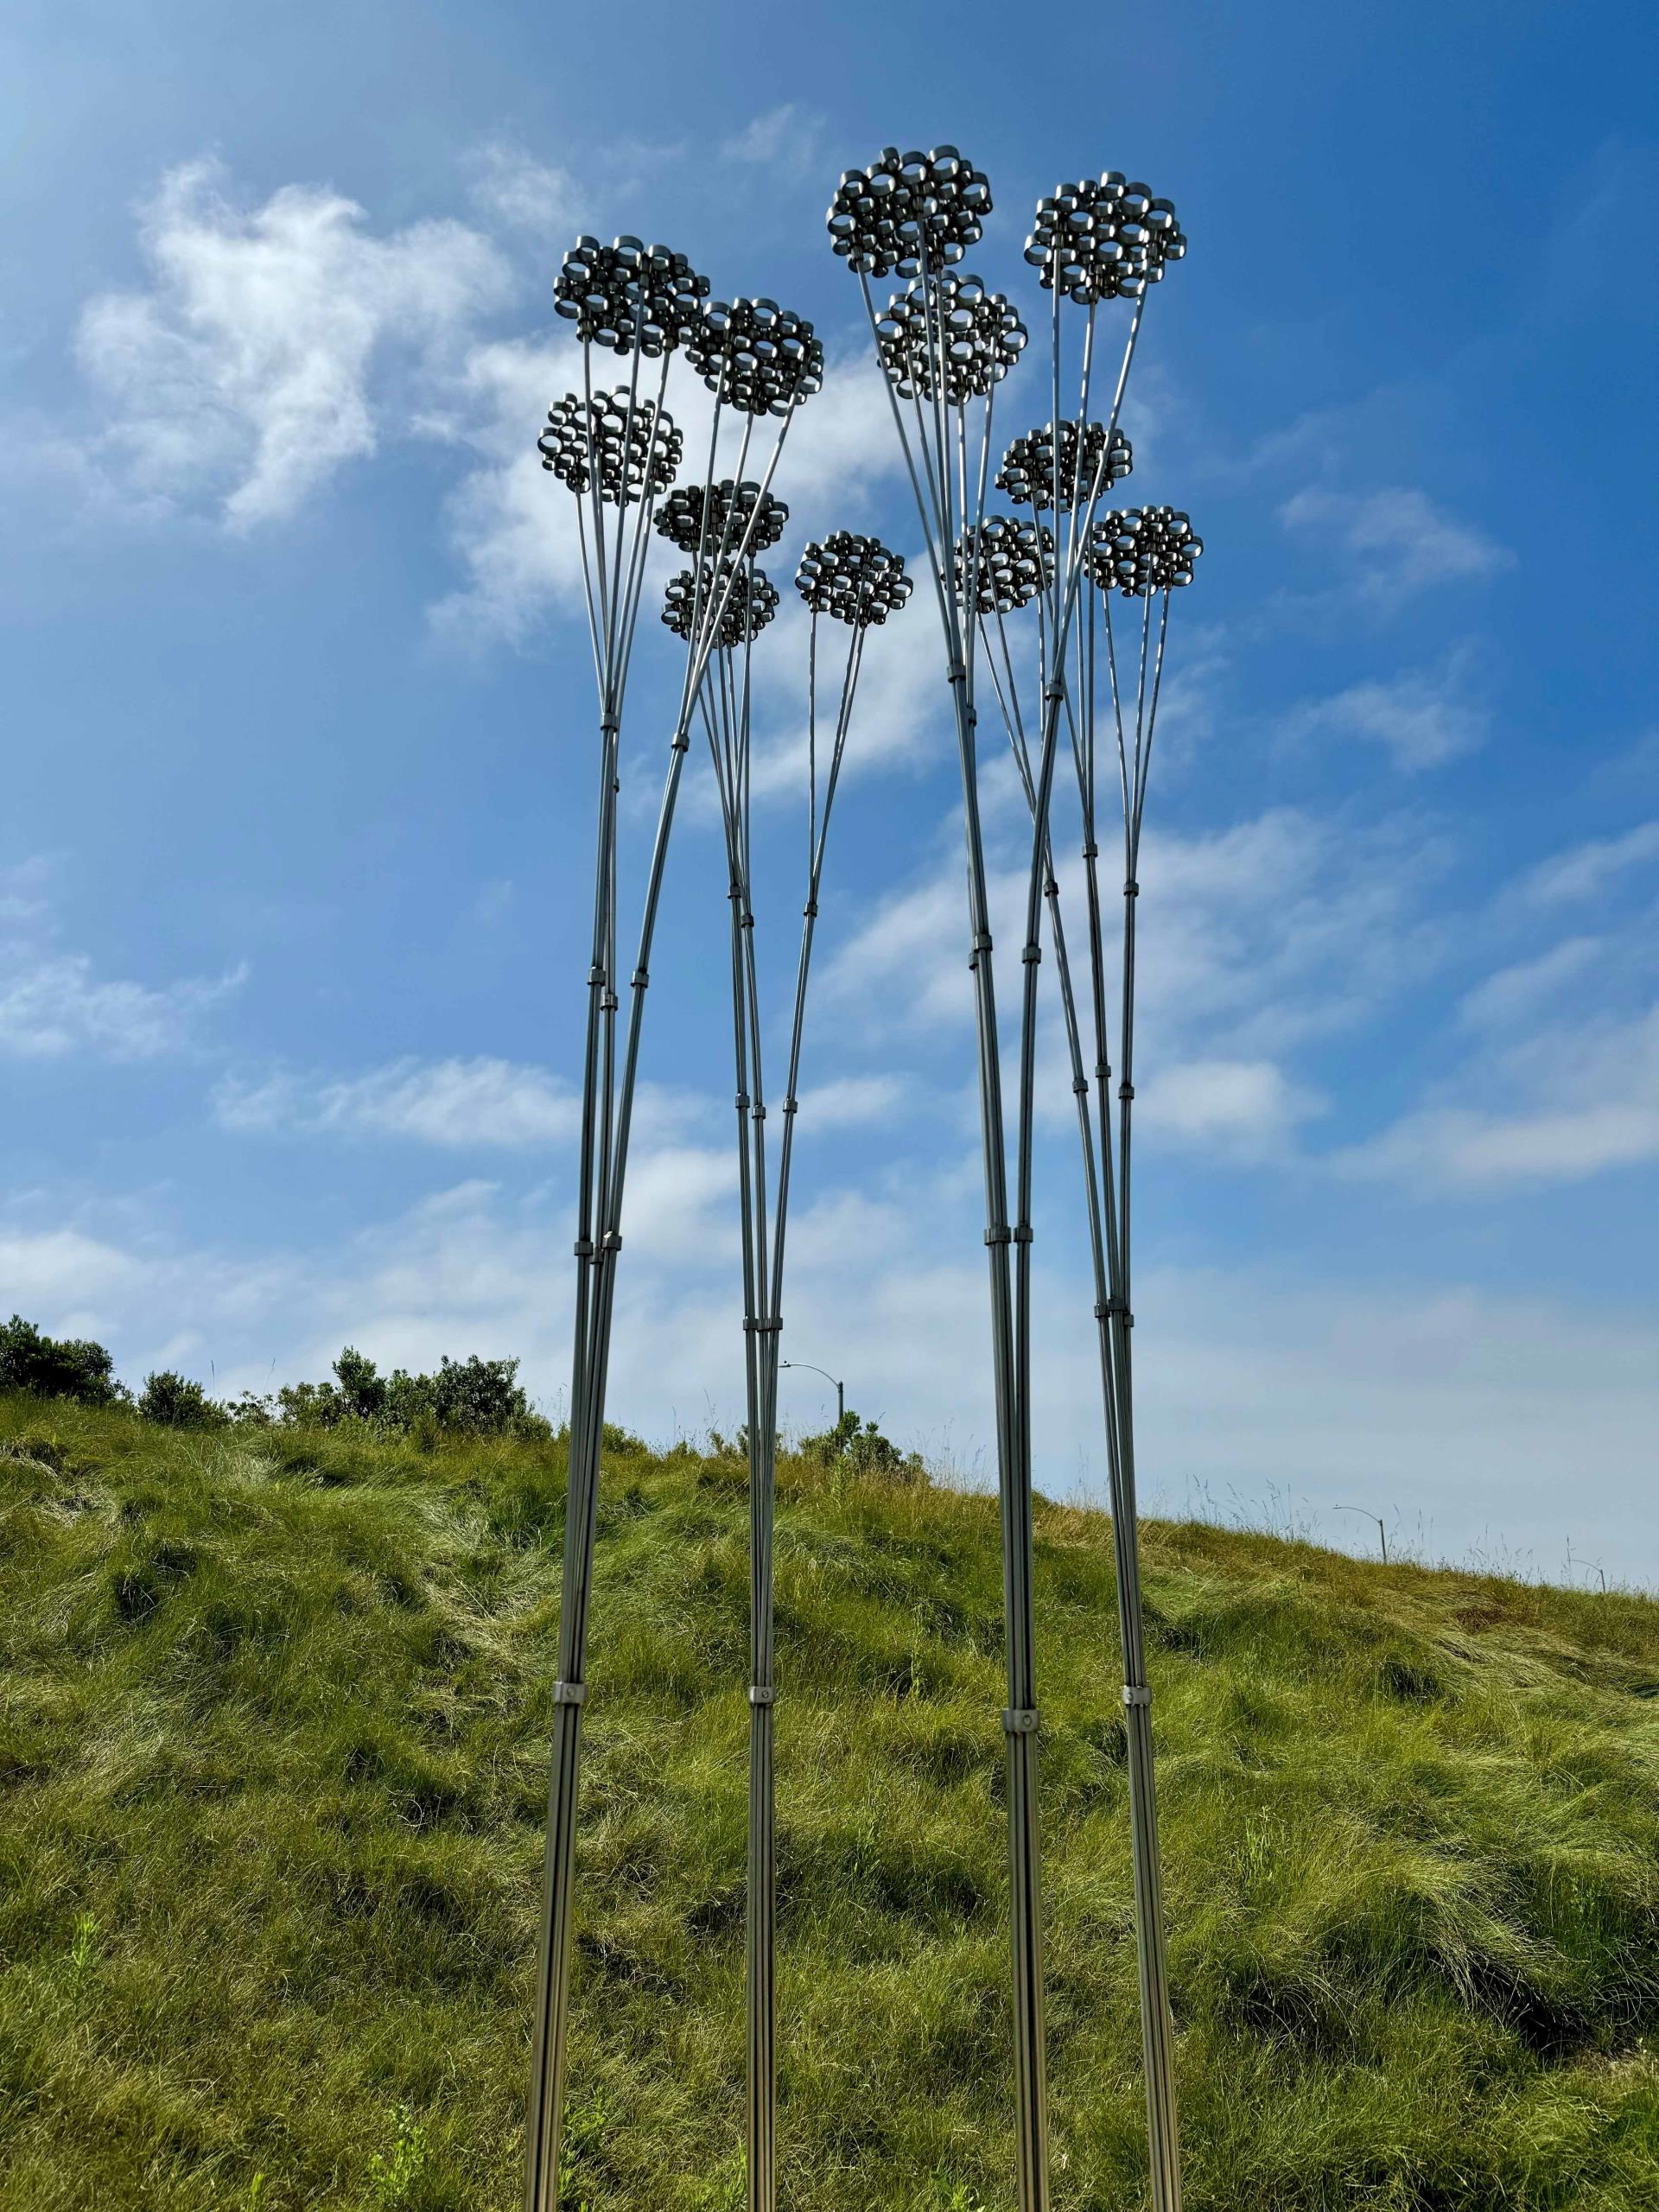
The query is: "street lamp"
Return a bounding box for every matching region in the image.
[780,1357,845,1425]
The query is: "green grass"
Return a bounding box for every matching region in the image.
[3,1398,1659,2209]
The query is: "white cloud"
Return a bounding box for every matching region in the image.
[1281,486,1510,606]
[7,1174,1659,1584]
[1521,819,1659,906]
[1343,1003,1659,1192]
[1140,1058,1323,1159]
[213,1057,580,1148]
[74,159,511,529]
[721,105,823,172]
[466,141,582,235]
[1457,937,1601,1031]
[0,866,242,1060]
[1282,654,1488,771]
[795,1074,910,1128]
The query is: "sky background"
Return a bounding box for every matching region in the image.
[3,1,1656,1581]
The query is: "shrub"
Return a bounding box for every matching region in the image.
[137,1371,227,1430]
[0,1314,125,1408]
[276,1347,548,1440]
[800,1407,925,1482]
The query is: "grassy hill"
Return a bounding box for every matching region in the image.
[3,1398,1658,2210]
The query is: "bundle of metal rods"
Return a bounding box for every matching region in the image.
[526,143,1203,2212]
[830,145,1195,2212]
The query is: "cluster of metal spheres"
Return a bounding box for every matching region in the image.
[997,419,1135,511]
[826,143,993,279]
[537,389,683,505]
[1025,173,1188,304]
[1088,506,1205,595]
[874,271,1028,404]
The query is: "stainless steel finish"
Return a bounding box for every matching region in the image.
[700,528,912,2212]
[831,147,1188,2212]
[524,248,823,2212]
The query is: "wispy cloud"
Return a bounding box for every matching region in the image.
[1520,819,1659,905]
[213,1057,580,1148]
[73,159,511,530]
[721,104,823,173]
[1282,652,1490,771]
[1281,486,1510,607]
[465,140,583,236]
[0,861,242,1059]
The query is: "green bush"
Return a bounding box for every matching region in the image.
[801,1406,925,1482]
[137,1370,227,1430]
[276,1346,548,1440]
[0,1313,125,1407]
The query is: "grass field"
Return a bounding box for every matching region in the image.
[3,1396,1658,2209]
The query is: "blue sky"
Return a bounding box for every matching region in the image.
[3,0,1657,1580]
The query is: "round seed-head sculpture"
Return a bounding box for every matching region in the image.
[1088,505,1204,595]
[688,297,825,416]
[663,563,779,649]
[997,420,1133,510]
[1025,173,1187,304]
[827,143,992,278]
[796,531,913,627]
[553,234,709,355]
[827,133,1199,2212]
[875,273,1028,403]
[953,517,1056,614]
[537,391,683,503]
[655,480,789,557]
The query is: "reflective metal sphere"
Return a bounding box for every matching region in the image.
[655,480,788,556]
[953,516,1056,614]
[662,562,781,647]
[875,273,1027,404]
[687,298,824,416]
[537,390,683,503]
[827,144,992,281]
[997,421,1133,511]
[552,236,709,357]
[1025,174,1186,305]
[1087,506,1203,595]
[795,532,913,627]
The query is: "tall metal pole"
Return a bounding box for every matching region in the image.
[524,257,824,2212]
[701,527,912,2212]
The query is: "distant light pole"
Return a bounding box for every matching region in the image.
[1334,1504,1389,1564]
[780,1357,844,1425]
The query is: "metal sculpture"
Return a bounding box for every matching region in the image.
[695,523,912,2212]
[524,238,824,2212]
[829,146,1188,2212]
[525,148,1201,2212]
[978,484,1202,2212]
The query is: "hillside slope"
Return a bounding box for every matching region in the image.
[3,1400,1658,2210]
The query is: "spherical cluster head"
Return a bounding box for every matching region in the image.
[875,273,1027,405]
[952,516,1056,615]
[552,235,709,356]
[1087,506,1203,596]
[827,144,992,280]
[686,297,824,417]
[996,420,1133,511]
[654,479,788,557]
[795,532,913,628]
[662,562,780,649]
[537,389,683,504]
[1025,174,1186,305]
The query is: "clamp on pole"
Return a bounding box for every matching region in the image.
[748,1686,776,1707]
[552,1681,587,1707]
[1002,1707,1040,1735]
[1122,1685,1151,1709]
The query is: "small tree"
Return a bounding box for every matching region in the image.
[799,1407,925,1483]
[137,1370,226,1429]
[0,1315,125,1407]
